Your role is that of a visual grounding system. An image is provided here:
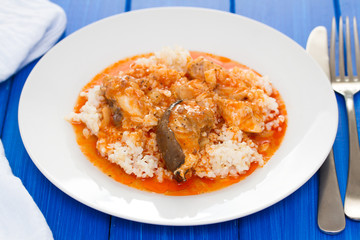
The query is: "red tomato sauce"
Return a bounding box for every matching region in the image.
[72,51,287,196]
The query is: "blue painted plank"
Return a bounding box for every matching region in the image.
[3,0,359,239]
[52,0,126,35]
[339,0,360,19]
[235,0,333,48]
[130,0,230,11]
[0,79,12,136]
[0,0,127,239]
[110,218,239,240]
[233,0,353,239]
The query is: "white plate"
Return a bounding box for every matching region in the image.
[19,7,338,225]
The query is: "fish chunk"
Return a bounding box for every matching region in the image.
[171,78,210,100]
[216,97,264,133]
[187,57,221,80]
[102,75,148,123]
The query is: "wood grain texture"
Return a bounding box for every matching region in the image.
[130,0,230,11]
[52,0,126,35]
[235,0,333,47]
[0,80,12,136]
[2,0,360,239]
[339,0,360,19]
[110,218,238,240]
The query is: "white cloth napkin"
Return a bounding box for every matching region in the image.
[0,140,53,240]
[0,0,67,82]
[0,0,66,238]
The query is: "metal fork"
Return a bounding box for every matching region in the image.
[331,16,360,220]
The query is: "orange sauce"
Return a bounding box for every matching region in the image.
[72,51,287,196]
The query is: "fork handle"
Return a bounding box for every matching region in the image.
[344,93,360,220]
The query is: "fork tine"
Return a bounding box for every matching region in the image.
[354,17,360,79]
[345,17,354,81]
[339,17,346,81]
[330,17,336,82]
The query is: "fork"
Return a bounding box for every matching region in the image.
[331,16,360,220]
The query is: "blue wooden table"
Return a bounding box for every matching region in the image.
[1,0,360,239]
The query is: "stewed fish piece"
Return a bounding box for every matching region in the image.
[186,57,221,81]
[216,97,264,133]
[157,100,216,182]
[171,78,211,100]
[101,75,149,124]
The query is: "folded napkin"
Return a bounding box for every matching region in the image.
[0,0,65,238]
[0,0,67,82]
[0,140,53,240]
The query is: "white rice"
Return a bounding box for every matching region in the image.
[257,92,279,121]
[196,125,263,178]
[265,114,285,131]
[136,46,190,72]
[104,131,160,178]
[256,75,273,95]
[66,85,104,136]
[201,141,263,178]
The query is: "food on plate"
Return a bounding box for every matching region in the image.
[67,46,287,195]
